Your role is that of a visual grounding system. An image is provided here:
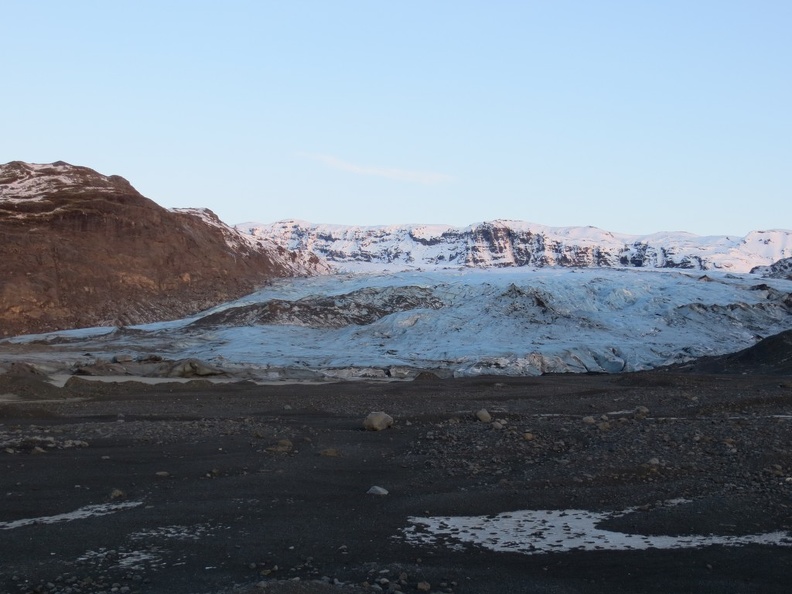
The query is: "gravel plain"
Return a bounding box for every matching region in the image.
[1,369,792,593]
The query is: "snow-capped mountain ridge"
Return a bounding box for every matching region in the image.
[173,208,332,275]
[239,219,792,273]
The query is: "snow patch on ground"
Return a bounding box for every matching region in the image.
[402,500,792,555]
[0,501,143,530]
[129,523,212,541]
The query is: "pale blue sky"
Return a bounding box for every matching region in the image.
[2,1,789,235]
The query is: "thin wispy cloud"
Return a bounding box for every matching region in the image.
[300,153,453,185]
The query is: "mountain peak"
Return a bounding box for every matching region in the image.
[0,160,140,208]
[0,162,329,337]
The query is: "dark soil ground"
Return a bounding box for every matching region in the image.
[1,371,792,594]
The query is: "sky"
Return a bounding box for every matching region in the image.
[1,0,790,236]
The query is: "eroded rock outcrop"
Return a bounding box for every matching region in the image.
[751,256,792,280]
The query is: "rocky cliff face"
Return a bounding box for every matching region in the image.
[751,257,792,280]
[239,219,792,273]
[0,161,329,337]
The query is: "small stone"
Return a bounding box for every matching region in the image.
[31,446,46,454]
[109,488,125,499]
[155,471,170,478]
[634,406,650,419]
[475,409,492,423]
[416,582,431,592]
[491,421,503,430]
[597,422,611,431]
[363,412,394,431]
[582,416,596,425]
[367,485,389,496]
[267,439,294,453]
[523,432,535,441]
[319,448,341,457]
[647,457,661,466]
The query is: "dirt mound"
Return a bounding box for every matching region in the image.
[680,329,792,375]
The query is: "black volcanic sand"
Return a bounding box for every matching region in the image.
[1,372,792,594]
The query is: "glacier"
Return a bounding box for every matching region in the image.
[4,267,792,379]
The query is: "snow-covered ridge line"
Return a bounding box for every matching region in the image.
[174,208,333,276]
[238,219,792,274]
[0,161,131,202]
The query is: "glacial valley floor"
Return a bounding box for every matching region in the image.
[1,371,791,594]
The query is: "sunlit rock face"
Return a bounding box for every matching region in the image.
[0,161,329,336]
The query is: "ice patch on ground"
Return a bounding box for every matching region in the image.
[129,523,212,541]
[401,500,792,555]
[0,501,142,530]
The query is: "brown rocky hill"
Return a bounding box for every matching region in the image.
[0,161,329,337]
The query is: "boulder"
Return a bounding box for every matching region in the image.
[363,411,393,431]
[166,358,225,378]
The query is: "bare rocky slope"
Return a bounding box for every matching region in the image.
[752,256,792,280]
[0,161,328,337]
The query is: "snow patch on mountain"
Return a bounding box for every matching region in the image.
[238,220,792,274]
[0,161,131,203]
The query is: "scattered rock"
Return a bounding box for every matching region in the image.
[155,471,170,478]
[109,488,125,499]
[367,486,389,496]
[475,409,492,423]
[268,439,294,453]
[523,432,535,441]
[73,361,128,376]
[7,362,49,377]
[416,582,431,592]
[363,412,394,431]
[166,358,225,378]
[582,416,596,425]
[319,448,341,457]
[413,371,441,381]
